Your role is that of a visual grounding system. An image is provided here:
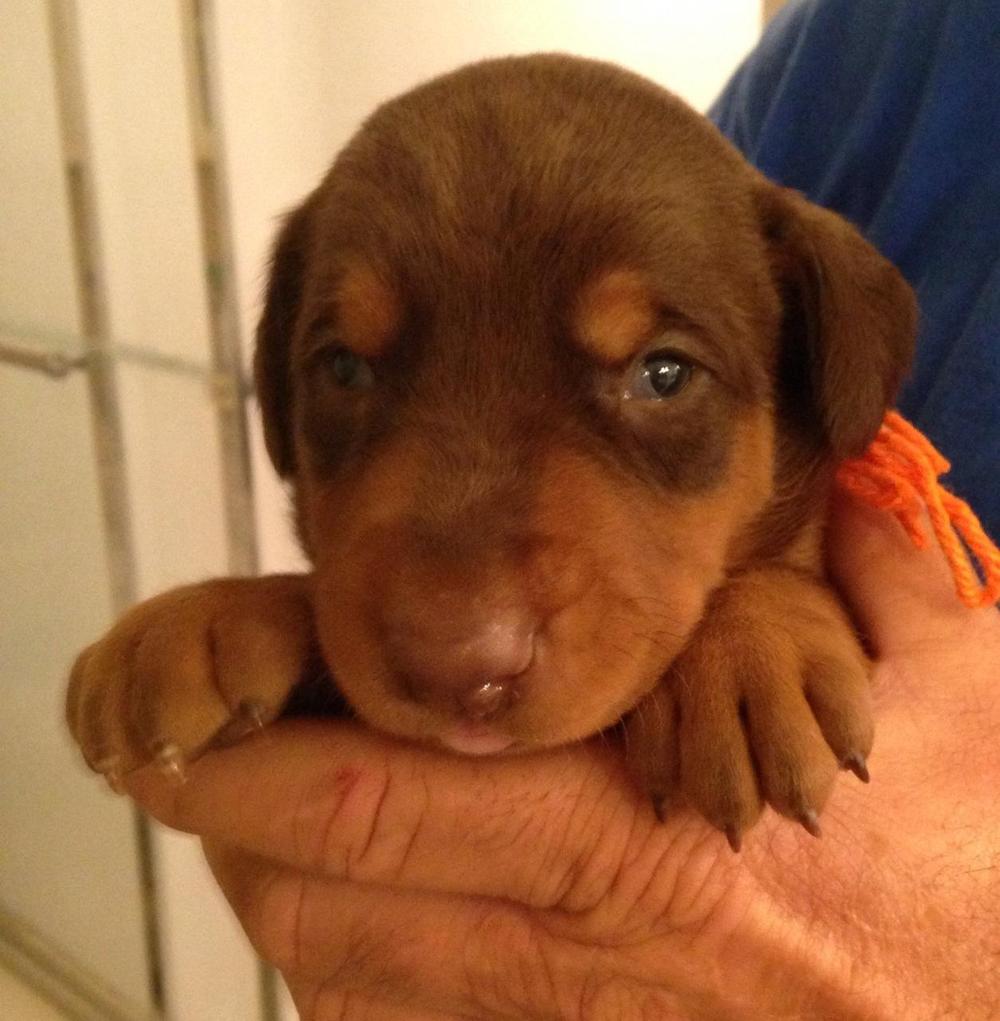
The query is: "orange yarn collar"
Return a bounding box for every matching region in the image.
[837,411,1000,609]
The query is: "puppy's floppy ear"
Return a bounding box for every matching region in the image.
[761,185,917,457]
[254,202,312,477]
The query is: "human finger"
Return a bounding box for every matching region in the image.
[827,490,997,656]
[203,837,581,1020]
[286,981,472,1021]
[127,719,674,910]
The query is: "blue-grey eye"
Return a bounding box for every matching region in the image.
[317,347,374,390]
[629,351,693,399]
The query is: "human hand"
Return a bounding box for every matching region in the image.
[127,494,1000,1019]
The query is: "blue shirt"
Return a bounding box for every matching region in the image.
[710,0,1000,538]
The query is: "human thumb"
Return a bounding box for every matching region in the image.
[826,490,997,657]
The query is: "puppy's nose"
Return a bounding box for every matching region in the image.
[390,613,534,718]
[459,679,514,721]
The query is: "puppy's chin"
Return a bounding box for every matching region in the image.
[340,695,526,755]
[349,703,525,757]
[436,723,519,756]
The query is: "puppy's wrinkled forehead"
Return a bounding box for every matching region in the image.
[301,56,775,364]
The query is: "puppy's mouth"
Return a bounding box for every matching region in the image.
[437,722,519,756]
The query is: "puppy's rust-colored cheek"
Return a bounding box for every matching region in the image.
[299,431,427,576]
[516,414,777,744]
[300,435,457,738]
[574,268,657,364]
[511,450,709,744]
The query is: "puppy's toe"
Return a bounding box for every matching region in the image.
[741,676,838,831]
[804,652,875,781]
[624,683,680,820]
[67,576,315,780]
[127,581,313,765]
[676,681,763,850]
[655,569,876,847]
[69,637,133,774]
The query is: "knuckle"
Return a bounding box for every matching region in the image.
[546,769,626,912]
[347,762,433,884]
[463,905,559,1018]
[249,870,309,976]
[462,901,658,1021]
[292,756,419,883]
[292,762,370,873]
[329,919,401,999]
[577,972,676,1021]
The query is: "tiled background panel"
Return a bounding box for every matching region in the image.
[75,1,213,365]
[116,361,229,598]
[0,365,151,1012]
[0,2,81,339]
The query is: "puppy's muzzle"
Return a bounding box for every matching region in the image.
[382,589,536,722]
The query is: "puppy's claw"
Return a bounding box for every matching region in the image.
[724,824,743,854]
[797,808,822,839]
[154,742,187,784]
[651,795,670,824]
[843,752,870,784]
[210,699,272,750]
[92,754,119,775]
[94,756,125,794]
[238,699,267,731]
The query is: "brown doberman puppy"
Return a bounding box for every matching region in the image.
[68,55,915,849]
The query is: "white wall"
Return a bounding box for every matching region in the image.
[0,4,151,1012]
[1,3,259,1018]
[71,2,263,1017]
[211,0,759,575]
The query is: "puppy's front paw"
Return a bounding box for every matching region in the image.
[67,575,315,780]
[625,570,873,849]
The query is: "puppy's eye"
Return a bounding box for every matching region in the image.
[312,347,374,390]
[626,351,693,400]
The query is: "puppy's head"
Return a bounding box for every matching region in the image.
[255,56,914,754]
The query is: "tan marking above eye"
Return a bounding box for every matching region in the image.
[574,268,658,364]
[334,263,400,358]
